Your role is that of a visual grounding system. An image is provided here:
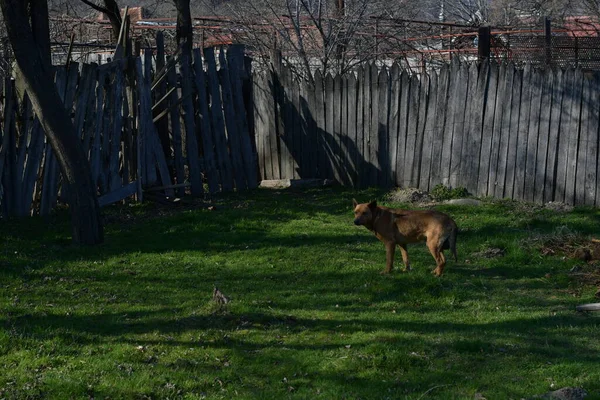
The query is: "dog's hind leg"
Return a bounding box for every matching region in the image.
[427,240,446,277]
[398,244,411,272]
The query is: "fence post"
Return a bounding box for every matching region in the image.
[478,26,491,61]
[545,17,552,65]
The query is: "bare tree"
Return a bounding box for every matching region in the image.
[0,0,103,244]
[79,0,123,37]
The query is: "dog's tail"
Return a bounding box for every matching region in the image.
[442,225,458,262]
[449,226,458,262]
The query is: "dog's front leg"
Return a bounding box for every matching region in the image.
[382,241,395,274]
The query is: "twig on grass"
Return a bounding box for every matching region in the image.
[417,384,454,399]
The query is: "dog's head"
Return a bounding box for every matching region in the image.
[352,199,377,226]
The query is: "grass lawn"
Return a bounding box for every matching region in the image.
[1,187,599,399]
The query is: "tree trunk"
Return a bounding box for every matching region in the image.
[174,0,193,57]
[1,0,103,244]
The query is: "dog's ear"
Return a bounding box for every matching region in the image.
[352,198,358,208]
[368,200,377,209]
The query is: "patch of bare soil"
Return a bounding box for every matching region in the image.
[536,232,600,296]
[385,188,433,204]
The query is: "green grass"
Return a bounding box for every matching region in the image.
[1,187,599,399]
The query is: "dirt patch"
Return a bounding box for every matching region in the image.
[385,188,433,204]
[472,247,505,259]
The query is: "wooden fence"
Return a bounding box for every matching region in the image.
[254,59,600,206]
[0,43,257,217]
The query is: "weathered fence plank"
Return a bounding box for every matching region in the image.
[193,49,220,193]
[578,73,595,205]
[388,64,401,186]
[545,68,564,203]
[554,68,575,203]
[109,60,125,192]
[333,73,343,184]
[514,64,533,200]
[355,67,366,187]
[478,61,498,197]
[347,73,358,187]
[314,71,326,180]
[449,62,469,189]
[204,47,234,190]
[524,67,543,202]
[377,67,390,187]
[165,56,186,196]
[534,68,554,204]
[403,73,419,188]
[565,68,584,205]
[180,55,204,196]
[361,65,372,187]
[420,70,437,191]
[227,46,258,188]
[430,64,450,190]
[219,50,247,191]
[324,73,335,181]
[504,67,523,199]
[585,75,600,206]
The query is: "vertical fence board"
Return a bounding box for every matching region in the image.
[347,73,358,187]
[487,63,506,196]
[420,70,437,191]
[440,60,459,187]
[377,67,390,187]
[449,63,469,188]
[578,74,594,205]
[545,68,564,203]
[534,69,554,204]
[403,74,419,187]
[388,64,401,186]
[565,69,584,205]
[504,67,523,199]
[333,74,343,184]
[109,61,125,192]
[180,55,204,195]
[478,61,498,196]
[193,49,220,193]
[554,69,575,203]
[301,77,318,177]
[361,66,372,186]
[277,70,294,181]
[324,73,335,181]
[166,57,186,195]
[355,67,366,187]
[219,51,247,190]
[40,67,67,216]
[205,47,235,190]
[524,68,543,202]
[340,75,350,186]
[514,64,532,200]
[314,71,326,180]
[585,75,600,206]
[227,46,258,188]
[253,72,267,180]
[430,65,450,189]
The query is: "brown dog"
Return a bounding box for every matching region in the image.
[352,199,458,276]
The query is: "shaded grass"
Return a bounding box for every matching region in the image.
[1,187,599,399]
